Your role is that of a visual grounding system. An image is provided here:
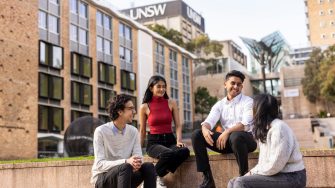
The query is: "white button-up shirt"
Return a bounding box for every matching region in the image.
[202,93,253,132]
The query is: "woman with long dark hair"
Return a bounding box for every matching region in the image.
[139,75,190,188]
[228,94,306,188]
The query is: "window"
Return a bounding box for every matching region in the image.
[119,46,132,62]
[70,0,77,13]
[70,24,78,42]
[97,36,103,52]
[71,81,92,106]
[39,41,63,69]
[79,28,87,45]
[98,62,116,85]
[121,70,136,91]
[39,73,63,100]
[38,105,63,133]
[119,23,132,40]
[71,110,92,121]
[155,42,165,75]
[96,11,103,26]
[71,52,92,78]
[79,2,87,18]
[99,115,110,123]
[39,11,47,29]
[99,88,116,109]
[48,15,59,34]
[103,14,111,30]
[49,0,58,4]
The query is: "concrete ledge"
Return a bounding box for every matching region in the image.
[0,150,334,188]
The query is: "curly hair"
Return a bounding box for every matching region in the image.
[107,94,132,121]
[225,70,245,83]
[142,75,169,104]
[252,94,279,143]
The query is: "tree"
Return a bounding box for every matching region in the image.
[194,87,218,121]
[147,24,184,46]
[301,48,323,103]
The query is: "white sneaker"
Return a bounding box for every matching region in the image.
[156,176,167,188]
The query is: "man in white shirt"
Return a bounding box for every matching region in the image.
[192,70,257,188]
[91,94,156,188]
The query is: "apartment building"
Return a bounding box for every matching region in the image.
[0,0,196,159]
[305,0,335,47]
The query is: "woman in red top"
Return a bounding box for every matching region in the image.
[139,75,190,187]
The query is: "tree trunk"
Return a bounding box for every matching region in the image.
[261,65,267,93]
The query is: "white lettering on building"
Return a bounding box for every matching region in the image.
[186,6,201,25]
[130,4,166,20]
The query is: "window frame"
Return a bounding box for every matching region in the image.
[120,70,136,91]
[39,40,64,70]
[71,52,93,78]
[71,81,93,106]
[38,72,64,100]
[38,105,64,133]
[98,61,116,85]
[98,88,116,110]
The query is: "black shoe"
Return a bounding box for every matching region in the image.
[199,170,216,188]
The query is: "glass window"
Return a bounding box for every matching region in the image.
[125,26,131,40]
[49,0,58,4]
[39,11,47,29]
[70,24,78,42]
[52,46,63,69]
[79,28,87,45]
[71,82,80,104]
[48,15,59,34]
[96,11,103,26]
[103,15,111,30]
[129,73,136,90]
[39,41,63,69]
[82,84,92,106]
[72,53,80,75]
[38,105,49,131]
[98,63,106,82]
[39,73,48,98]
[79,2,87,18]
[121,70,127,88]
[119,46,125,60]
[38,105,63,133]
[71,110,92,121]
[39,42,48,65]
[125,49,132,62]
[82,56,92,78]
[99,88,115,109]
[119,23,124,37]
[50,76,63,100]
[104,40,111,55]
[52,107,63,131]
[107,65,116,84]
[97,37,103,52]
[70,0,77,13]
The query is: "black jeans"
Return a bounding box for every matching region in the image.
[95,162,156,188]
[146,133,190,177]
[192,129,257,176]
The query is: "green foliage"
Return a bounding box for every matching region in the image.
[302,45,335,104]
[147,24,184,46]
[194,87,218,120]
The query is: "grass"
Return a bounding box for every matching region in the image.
[0,156,94,164]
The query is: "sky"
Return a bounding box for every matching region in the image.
[109,0,309,51]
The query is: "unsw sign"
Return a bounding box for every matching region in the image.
[129,4,167,20]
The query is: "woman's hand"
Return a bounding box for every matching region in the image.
[176,141,186,147]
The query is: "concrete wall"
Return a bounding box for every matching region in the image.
[1,150,335,188]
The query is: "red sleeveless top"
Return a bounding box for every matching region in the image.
[147,96,173,134]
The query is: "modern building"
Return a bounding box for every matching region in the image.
[289,46,315,65]
[121,0,205,42]
[305,0,335,47]
[0,0,196,159]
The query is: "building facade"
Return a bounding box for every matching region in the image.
[121,0,205,42]
[305,0,335,47]
[0,0,196,159]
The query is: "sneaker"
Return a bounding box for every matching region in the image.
[156,176,167,188]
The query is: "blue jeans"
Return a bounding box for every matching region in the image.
[228,169,306,188]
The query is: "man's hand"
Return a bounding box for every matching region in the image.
[126,156,142,171]
[176,141,186,147]
[216,130,230,150]
[202,124,214,146]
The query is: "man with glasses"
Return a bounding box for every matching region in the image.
[91,94,156,188]
[192,70,257,188]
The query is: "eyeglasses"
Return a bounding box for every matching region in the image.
[124,106,136,111]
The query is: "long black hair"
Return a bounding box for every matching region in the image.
[252,94,279,143]
[142,75,169,104]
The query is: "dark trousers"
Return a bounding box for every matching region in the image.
[192,129,257,176]
[228,169,306,188]
[95,162,156,188]
[146,133,190,177]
